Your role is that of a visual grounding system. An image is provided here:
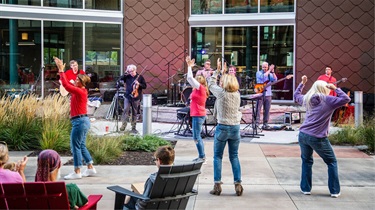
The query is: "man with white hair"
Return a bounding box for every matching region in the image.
[118,64,147,133]
[255,62,277,130]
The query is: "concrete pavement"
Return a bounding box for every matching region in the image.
[9,120,375,210]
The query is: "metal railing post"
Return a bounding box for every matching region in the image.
[354,91,363,127]
[143,94,152,135]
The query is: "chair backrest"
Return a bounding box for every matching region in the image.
[144,161,203,209]
[0,182,70,210]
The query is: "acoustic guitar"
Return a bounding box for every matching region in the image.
[254,74,293,94]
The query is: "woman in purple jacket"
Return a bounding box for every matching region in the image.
[294,75,350,198]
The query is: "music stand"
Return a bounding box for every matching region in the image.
[240,93,264,138]
[165,50,186,105]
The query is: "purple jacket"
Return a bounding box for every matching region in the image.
[294,83,350,138]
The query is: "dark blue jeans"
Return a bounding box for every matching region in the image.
[298,132,340,194]
[71,116,93,168]
[192,116,206,158]
[213,124,242,184]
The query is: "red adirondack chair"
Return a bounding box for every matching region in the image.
[0,181,102,210]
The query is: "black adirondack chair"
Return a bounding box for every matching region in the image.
[107,161,203,210]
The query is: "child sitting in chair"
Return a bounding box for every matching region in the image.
[124,145,175,210]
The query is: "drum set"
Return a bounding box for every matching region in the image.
[173,72,192,106]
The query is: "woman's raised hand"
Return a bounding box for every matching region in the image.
[185,56,195,67]
[53,57,66,72]
[301,75,307,84]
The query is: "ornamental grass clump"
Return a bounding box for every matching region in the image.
[0,95,41,150]
[39,95,71,151]
[86,134,123,164]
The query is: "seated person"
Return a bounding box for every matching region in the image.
[124,145,175,210]
[35,149,88,209]
[0,141,28,183]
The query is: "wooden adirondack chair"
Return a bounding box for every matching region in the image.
[0,181,102,210]
[107,161,203,210]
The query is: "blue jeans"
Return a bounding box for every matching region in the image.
[255,95,272,124]
[71,116,93,169]
[213,124,242,184]
[298,132,340,194]
[192,116,206,158]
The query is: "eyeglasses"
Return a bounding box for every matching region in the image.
[152,157,158,162]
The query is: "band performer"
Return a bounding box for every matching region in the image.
[255,62,277,130]
[294,75,350,198]
[185,56,209,163]
[317,66,337,96]
[64,60,85,84]
[118,64,147,134]
[54,57,97,180]
[196,59,213,79]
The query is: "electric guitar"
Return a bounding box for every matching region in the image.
[332,77,348,85]
[254,74,293,94]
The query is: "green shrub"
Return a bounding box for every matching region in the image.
[329,117,375,152]
[86,135,123,164]
[123,134,171,152]
[357,120,375,153]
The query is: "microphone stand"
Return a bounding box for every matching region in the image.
[165,50,186,105]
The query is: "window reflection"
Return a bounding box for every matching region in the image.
[224,27,257,91]
[85,23,121,95]
[192,25,294,100]
[191,27,222,67]
[43,0,83,8]
[0,19,42,97]
[44,21,83,95]
[260,26,294,100]
[1,0,40,6]
[225,0,257,14]
[85,0,120,10]
[191,0,222,14]
[260,0,294,13]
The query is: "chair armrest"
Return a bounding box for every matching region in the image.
[107,185,149,200]
[108,185,149,210]
[79,194,103,210]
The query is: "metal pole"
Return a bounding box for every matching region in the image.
[143,94,152,135]
[354,91,363,127]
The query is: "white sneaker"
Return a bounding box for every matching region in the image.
[193,157,207,164]
[82,168,97,177]
[300,190,311,195]
[331,193,340,198]
[64,172,82,180]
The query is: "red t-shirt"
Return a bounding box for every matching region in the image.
[60,72,88,118]
[317,74,337,96]
[64,69,85,84]
[189,84,207,117]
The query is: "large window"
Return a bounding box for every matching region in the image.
[191,0,294,14]
[0,19,42,97]
[260,25,294,100]
[1,0,121,10]
[191,25,294,99]
[85,23,121,92]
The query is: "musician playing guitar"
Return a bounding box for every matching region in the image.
[317,66,337,96]
[255,62,277,130]
[118,64,147,133]
[59,60,85,96]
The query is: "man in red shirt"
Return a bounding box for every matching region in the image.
[59,60,85,96]
[317,66,337,96]
[64,60,85,84]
